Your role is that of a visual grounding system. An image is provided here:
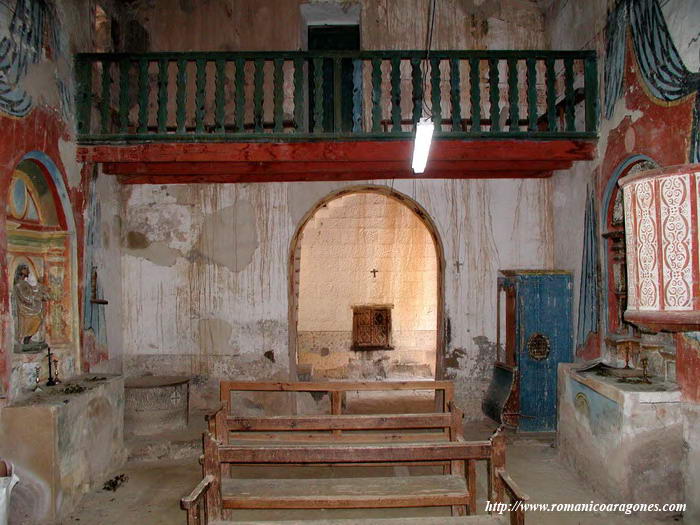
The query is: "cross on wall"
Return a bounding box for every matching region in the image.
[370,269,379,278]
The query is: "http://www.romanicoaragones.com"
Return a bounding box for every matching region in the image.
[485,500,686,515]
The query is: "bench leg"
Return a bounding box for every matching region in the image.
[331,391,342,437]
[187,506,200,525]
[466,459,477,515]
[451,504,467,516]
[450,459,467,516]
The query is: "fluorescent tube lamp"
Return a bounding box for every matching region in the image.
[412,117,434,174]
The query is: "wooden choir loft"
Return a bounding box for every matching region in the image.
[0,0,698,524]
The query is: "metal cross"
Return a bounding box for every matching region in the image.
[454,260,463,273]
[370,269,379,278]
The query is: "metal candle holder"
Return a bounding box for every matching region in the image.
[46,346,57,386]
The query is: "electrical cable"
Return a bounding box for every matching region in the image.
[420,0,437,118]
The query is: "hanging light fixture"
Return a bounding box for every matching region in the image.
[412,0,437,174]
[412,117,434,173]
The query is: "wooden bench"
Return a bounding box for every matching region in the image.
[209,402,464,446]
[207,381,461,443]
[181,430,527,525]
[205,381,467,485]
[217,380,456,412]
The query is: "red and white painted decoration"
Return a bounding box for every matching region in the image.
[619,164,700,331]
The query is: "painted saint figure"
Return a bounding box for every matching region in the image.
[13,263,49,346]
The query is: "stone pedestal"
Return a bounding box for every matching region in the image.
[0,375,125,525]
[125,375,189,436]
[558,364,683,510]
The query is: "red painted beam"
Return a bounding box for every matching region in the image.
[117,169,551,184]
[102,159,573,176]
[78,139,596,164]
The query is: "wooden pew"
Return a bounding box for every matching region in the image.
[215,380,455,414]
[205,381,466,495]
[207,381,461,443]
[210,403,464,445]
[181,430,528,525]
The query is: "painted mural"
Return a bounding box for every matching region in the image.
[576,186,599,356]
[4,156,80,395]
[605,0,700,162]
[0,0,69,118]
[5,159,73,351]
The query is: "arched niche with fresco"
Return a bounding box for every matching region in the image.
[602,158,659,338]
[5,157,78,392]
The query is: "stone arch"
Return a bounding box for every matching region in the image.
[288,185,446,380]
[601,154,659,337]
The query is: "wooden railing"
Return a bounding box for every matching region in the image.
[75,50,598,142]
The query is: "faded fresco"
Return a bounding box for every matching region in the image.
[605,0,700,162]
[4,158,77,395]
[0,0,70,118]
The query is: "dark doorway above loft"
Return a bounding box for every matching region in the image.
[308,25,360,133]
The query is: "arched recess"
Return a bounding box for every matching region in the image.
[288,185,446,381]
[4,151,79,389]
[601,155,659,338]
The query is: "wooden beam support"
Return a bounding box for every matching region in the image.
[78,139,596,163]
[218,441,493,464]
[102,159,572,175]
[117,169,551,184]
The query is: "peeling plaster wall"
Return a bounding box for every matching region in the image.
[120,0,546,52]
[296,192,438,380]
[84,170,124,374]
[122,183,292,409]
[122,179,552,417]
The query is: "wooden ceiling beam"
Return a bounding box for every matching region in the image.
[117,169,552,184]
[103,159,573,176]
[78,139,596,164]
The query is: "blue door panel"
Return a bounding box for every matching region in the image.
[513,272,572,432]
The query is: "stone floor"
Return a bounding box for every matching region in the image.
[67,394,684,524]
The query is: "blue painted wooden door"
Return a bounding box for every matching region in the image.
[517,273,572,432]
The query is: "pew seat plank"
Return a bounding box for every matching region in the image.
[227,432,447,443]
[221,475,468,509]
[211,517,509,525]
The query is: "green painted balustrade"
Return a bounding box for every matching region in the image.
[75,50,598,142]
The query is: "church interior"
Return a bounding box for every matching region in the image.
[0,0,699,523]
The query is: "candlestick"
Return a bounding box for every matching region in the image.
[46,346,56,386]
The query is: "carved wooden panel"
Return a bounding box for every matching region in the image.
[352,306,392,350]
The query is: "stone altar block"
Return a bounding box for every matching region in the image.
[0,374,126,524]
[558,363,683,511]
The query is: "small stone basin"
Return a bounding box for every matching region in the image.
[124,375,190,436]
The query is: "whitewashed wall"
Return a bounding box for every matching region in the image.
[121,178,552,417]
